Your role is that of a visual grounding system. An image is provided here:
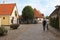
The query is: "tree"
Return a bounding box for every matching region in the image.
[45,16,49,19]
[22,6,34,23]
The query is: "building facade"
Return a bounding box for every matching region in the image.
[0,3,18,25]
[50,5,60,29]
[33,8,44,23]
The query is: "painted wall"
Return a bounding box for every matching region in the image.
[10,6,18,24]
[0,6,18,25]
[0,15,10,25]
[38,18,43,23]
[36,18,43,23]
[11,6,17,18]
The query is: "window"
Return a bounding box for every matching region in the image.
[15,11,17,16]
[3,17,5,19]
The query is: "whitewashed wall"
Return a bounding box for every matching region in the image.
[10,6,18,24]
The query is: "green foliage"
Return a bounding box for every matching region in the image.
[0,27,8,36]
[10,24,19,29]
[46,16,49,19]
[22,6,34,23]
[49,17,59,29]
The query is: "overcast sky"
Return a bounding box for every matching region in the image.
[0,0,60,16]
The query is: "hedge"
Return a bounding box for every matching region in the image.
[49,17,59,29]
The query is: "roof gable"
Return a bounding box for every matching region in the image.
[0,4,16,15]
[33,8,43,18]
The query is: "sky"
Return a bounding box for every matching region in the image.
[0,0,60,16]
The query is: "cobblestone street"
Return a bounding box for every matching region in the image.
[0,24,60,40]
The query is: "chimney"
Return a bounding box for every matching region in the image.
[55,5,60,9]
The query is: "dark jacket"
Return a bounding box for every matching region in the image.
[42,20,47,26]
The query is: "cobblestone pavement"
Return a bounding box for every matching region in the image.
[0,24,31,40]
[0,24,60,40]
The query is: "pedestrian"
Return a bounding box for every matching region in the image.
[42,18,47,31]
[46,23,49,30]
[46,19,49,30]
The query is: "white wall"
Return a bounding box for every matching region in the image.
[11,6,17,18]
[38,18,43,23]
[36,18,43,23]
[10,6,18,24]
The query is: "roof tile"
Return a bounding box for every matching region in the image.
[0,4,15,15]
[33,8,43,18]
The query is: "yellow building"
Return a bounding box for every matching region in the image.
[0,3,18,26]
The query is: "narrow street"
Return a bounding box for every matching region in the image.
[15,24,60,40]
[0,24,60,40]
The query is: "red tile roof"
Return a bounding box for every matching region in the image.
[33,8,43,18]
[0,4,16,15]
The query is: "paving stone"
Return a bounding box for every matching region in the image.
[0,24,60,40]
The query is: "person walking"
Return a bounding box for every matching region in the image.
[46,19,49,30]
[42,18,47,31]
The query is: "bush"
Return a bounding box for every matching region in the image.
[0,27,8,36]
[49,17,59,29]
[10,24,19,29]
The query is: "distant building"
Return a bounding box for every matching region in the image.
[33,8,44,23]
[0,3,19,25]
[19,8,44,24]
